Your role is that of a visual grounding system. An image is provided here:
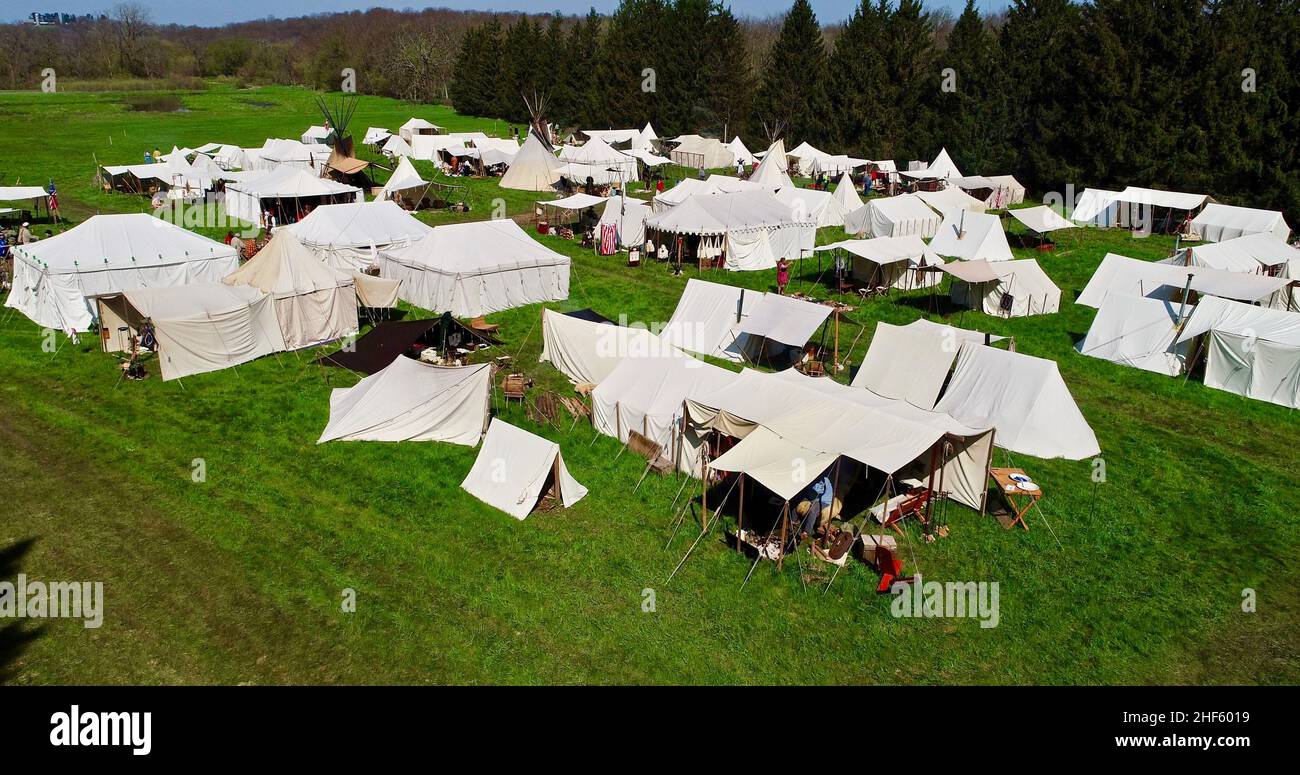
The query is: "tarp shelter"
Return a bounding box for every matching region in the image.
[1010,205,1078,236]
[831,174,863,213]
[318,359,490,444]
[749,140,794,190]
[315,316,496,374]
[735,292,833,355]
[1176,296,1300,408]
[499,130,565,192]
[934,343,1100,460]
[1162,233,1300,276]
[1077,253,1292,309]
[597,197,652,249]
[643,190,816,271]
[540,307,681,385]
[380,156,429,204]
[927,210,1014,262]
[461,419,587,520]
[774,186,850,228]
[95,283,286,381]
[1077,293,1191,376]
[851,321,963,408]
[658,278,764,361]
[1190,203,1290,242]
[222,232,358,350]
[380,219,570,317]
[399,118,444,143]
[0,186,52,214]
[699,368,993,510]
[224,166,362,225]
[1074,186,1211,230]
[946,258,1061,317]
[900,147,962,181]
[815,236,944,291]
[283,200,433,272]
[843,193,943,239]
[915,187,988,218]
[6,213,238,335]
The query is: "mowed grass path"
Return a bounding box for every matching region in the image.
[0,86,1297,684]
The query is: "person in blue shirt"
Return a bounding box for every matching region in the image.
[798,472,835,537]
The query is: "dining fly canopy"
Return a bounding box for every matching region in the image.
[1077,253,1292,309]
[1010,205,1078,235]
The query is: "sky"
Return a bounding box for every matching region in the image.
[14,1,989,28]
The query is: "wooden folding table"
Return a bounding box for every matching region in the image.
[989,467,1042,531]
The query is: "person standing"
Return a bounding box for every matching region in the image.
[18,222,33,245]
[776,257,790,294]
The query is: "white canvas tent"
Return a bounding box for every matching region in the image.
[399,117,444,142]
[773,186,850,228]
[843,193,943,239]
[1176,296,1300,408]
[643,190,815,271]
[915,187,988,218]
[934,343,1100,460]
[658,278,764,361]
[987,175,1026,207]
[224,166,362,225]
[1010,205,1078,236]
[380,156,429,204]
[318,359,490,444]
[728,136,757,166]
[1074,186,1211,229]
[558,135,639,183]
[927,210,1014,262]
[381,135,414,159]
[669,135,735,170]
[1077,293,1191,376]
[1077,253,1292,309]
[596,197,652,249]
[749,140,794,190]
[1190,203,1290,242]
[95,283,286,381]
[461,419,587,520]
[499,130,565,192]
[945,258,1061,317]
[301,125,332,144]
[735,292,832,354]
[540,308,682,385]
[379,219,570,317]
[223,231,359,349]
[900,147,962,181]
[814,236,945,291]
[851,321,963,408]
[283,200,433,272]
[652,175,759,210]
[1162,233,1300,275]
[362,127,392,146]
[1071,188,1122,226]
[831,174,863,213]
[6,213,238,334]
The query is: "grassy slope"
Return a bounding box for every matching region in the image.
[0,85,1297,685]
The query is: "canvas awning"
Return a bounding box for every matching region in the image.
[541,193,609,211]
[735,293,832,348]
[1078,253,1291,308]
[1010,205,1078,234]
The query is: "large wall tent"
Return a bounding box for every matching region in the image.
[1077,293,1192,377]
[6,213,238,335]
[318,359,491,444]
[945,259,1061,318]
[379,219,570,317]
[283,200,433,272]
[814,236,945,291]
[843,194,943,239]
[1176,296,1300,409]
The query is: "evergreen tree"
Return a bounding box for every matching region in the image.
[928,0,1012,175]
[826,0,889,155]
[593,0,668,128]
[750,0,830,146]
[702,4,753,141]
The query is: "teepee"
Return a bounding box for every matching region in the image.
[831,173,863,212]
[500,129,564,192]
[749,139,793,190]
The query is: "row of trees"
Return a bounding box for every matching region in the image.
[451,0,1300,217]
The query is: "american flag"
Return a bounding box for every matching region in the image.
[600,223,618,255]
[47,180,59,212]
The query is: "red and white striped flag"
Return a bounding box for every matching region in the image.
[600,223,618,255]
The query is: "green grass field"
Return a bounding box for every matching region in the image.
[1,84,1297,685]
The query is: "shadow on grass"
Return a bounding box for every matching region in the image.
[0,537,45,684]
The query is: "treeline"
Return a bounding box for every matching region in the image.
[452,0,1300,217]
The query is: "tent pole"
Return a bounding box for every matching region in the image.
[737,473,746,554]
[980,429,996,518]
[777,501,790,571]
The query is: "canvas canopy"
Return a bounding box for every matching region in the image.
[541,193,608,212]
[583,129,643,145]
[927,210,1013,262]
[461,419,587,520]
[224,166,362,224]
[411,133,487,161]
[1071,188,1123,226]
[540,307,684,385]
[652,175,759,210]
[559,135,639,182]
[499,130,564,192]
[381,156,428,201]
[250,138,331,171]
[774,186,850,228]
[1163,233,1300,274]
[379,219,570,317]
[283,200,433,272]
[6,213,238,334]
[1010,205,1078,234]
[844,193,942,239]
[301,125,332,144]
[318,359,489,444]
[915,187,988,217]
[223,232,358,349]
[362,127,391,146]
[0,185,52,203]
[1077,293,1191,376]
[644,190,815,271]
[804,154,869,178]
[1175,295,1300,408]
[1190,203,1290,242]
[946,258,1061,317]
[851,321,962,408]
[658,278,764,361]
[815,236,944,290]
[1074,186,1211,227]
[97,282,286,381]
[934,343,1099,460]
[735,292,832,350]
[1077,253,1292,308]
[597,197,652,249]
[669,135,734,170]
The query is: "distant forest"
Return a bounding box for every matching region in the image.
[2,0,1298,215]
